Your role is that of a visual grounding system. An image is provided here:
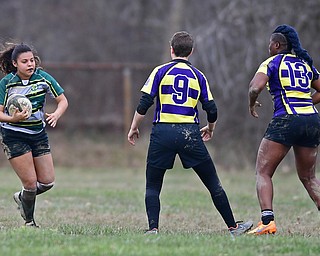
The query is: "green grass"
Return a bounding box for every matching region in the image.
[0,166,320,256]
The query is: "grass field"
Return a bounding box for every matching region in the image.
[0,165,320,256]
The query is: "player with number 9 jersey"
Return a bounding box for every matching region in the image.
[141,59,213,124]
[128,31,253,235]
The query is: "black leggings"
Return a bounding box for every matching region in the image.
[145,158,236,229]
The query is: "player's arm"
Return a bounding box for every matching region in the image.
[45,93,68,128]
[128,93,154,146]
[0,105,29,122]
[311,77,320,105]
[128,111,144,146]
[200,100,217,142]
[0,78,28,122]
[248,72,268,118]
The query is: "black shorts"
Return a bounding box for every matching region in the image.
[146,123,211,169]
[264,114,320,148]
[0,128,51,159]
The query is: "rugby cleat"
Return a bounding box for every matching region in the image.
[25,220,39,228]
[144,228,159,235]
[248,221,277,235]
[229,220,253,236]
[13,192,27,221]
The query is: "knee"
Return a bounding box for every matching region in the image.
[256,171,272,181]
[23,180,37,191]
[211,186,225,200]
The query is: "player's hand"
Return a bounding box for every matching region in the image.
[128,128,139,146]
[11,107,29,122]
[200,125,214,142]
[249,101,262,118]
[45,112,60,127]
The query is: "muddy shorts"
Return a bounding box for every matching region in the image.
[264,114,320,148]
[146,123,211,169]
[0,128,51,159]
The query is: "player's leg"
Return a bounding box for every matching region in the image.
[1,128,38,226]
[255,138,289,211]
[292,114,320,209]
[145,163,166,231]
[10,152,38,225]
[177,124,250,232]
[248,138,289,235]
[34,153,55,195]
[193,159,253,235]
[293,146,320,209]
[193,158,236,227]
[31,130,55,195]
[144,124,176,233]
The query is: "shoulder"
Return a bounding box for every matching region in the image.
[0,72,16,85]
[154,62,175,72]
[189,65,206,78]
[148,62,176,79]
[33,68,57,82]
[257,55,284,74]
[260,55,281,66]
[34,68,53,78]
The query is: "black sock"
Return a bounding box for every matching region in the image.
[261,209,274,225]
[21,188,37,222]
[36,181,54,195]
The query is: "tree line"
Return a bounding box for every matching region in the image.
[1,0,320,168]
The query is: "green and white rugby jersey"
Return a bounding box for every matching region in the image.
[0,68,64,134]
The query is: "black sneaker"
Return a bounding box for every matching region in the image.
[229,220,253,236]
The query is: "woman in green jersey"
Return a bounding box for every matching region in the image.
[0,43,68,227]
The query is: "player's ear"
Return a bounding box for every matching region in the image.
[274,41,281,49]
[189,48,194,57]
[12,60,17,67]
[170,46,177,58]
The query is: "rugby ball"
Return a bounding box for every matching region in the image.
[6,94,32,118]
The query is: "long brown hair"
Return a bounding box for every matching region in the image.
[0,42,41,75]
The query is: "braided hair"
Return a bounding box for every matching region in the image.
[273,24,313,67]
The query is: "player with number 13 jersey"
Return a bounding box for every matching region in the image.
[248,25,320,235]
[257,52,319,117]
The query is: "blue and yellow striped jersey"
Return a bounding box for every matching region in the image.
[141,59,213,123]
[0,68,64,133]
[257,53,319,116]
